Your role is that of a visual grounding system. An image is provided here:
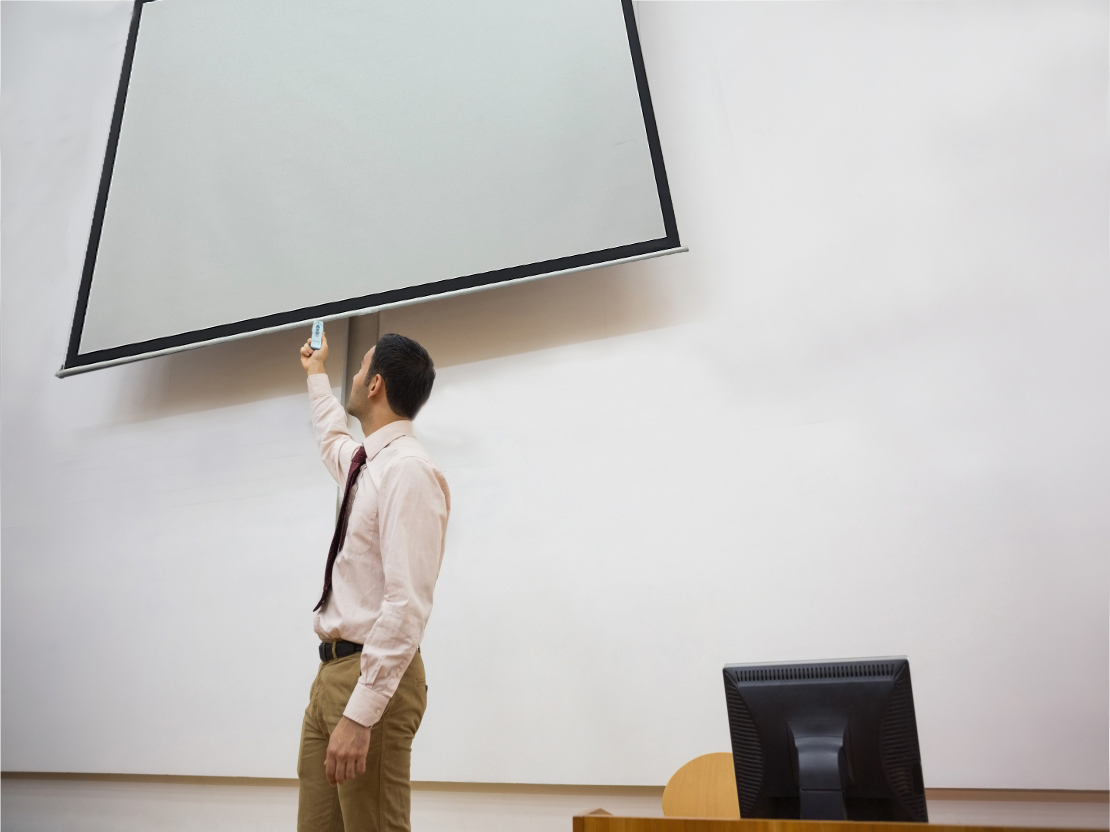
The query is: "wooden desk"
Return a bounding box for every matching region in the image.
[574,816,1067,832]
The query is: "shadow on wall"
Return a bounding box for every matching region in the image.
[108,324,335,422]
[112,252,693,421]
[377,252,691,368]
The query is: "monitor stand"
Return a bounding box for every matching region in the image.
[793,731,848,820]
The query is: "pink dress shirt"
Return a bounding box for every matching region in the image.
[307,373,451,727]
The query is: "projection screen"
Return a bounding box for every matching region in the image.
[59,0,682,376]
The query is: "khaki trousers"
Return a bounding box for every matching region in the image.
[297,649,427,832]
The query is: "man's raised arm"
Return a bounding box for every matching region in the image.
[300,332,360,485]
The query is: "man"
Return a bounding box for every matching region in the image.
[297,330,450,832]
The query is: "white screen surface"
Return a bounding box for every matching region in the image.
[68,0,677,369]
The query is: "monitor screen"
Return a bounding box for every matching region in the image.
[723,657,927,822]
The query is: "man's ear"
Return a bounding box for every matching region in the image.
[366,373,384,398]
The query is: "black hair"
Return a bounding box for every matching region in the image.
[366,333,435,419]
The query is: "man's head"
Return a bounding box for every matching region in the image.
[347,333,435,422]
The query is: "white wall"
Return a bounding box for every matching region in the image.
[1,0,347,776]
[2,0,1107,792]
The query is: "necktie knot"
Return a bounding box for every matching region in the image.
[351,445,367,468]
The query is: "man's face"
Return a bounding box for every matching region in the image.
[346,346,376,417]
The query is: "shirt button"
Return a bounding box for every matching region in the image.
[376,709,382,715]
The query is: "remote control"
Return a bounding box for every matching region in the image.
[310,320,324,351]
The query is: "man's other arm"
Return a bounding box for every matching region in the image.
[343,455,449,727]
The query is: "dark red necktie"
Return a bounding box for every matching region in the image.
[314,445,368,611]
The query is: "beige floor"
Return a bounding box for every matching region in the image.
[1,776,1107,832]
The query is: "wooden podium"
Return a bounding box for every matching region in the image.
[573,815,1064,832]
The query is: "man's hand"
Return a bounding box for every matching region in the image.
[325,716,372,786]
[300,332,329,376]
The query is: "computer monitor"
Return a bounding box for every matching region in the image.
[723,657,927,822]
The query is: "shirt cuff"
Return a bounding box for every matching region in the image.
[306,373,332,398]
[344,682,391,728]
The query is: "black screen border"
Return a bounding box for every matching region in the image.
[62,0,681,373]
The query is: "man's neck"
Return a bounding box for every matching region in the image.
[359,410,406,439]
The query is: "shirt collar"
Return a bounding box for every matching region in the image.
[362,419,413,462]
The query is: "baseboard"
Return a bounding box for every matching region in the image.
[926,791,1109,805]
[1,771,1105,805]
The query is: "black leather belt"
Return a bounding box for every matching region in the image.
[318,641,420,662]
[319,640,362,662]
